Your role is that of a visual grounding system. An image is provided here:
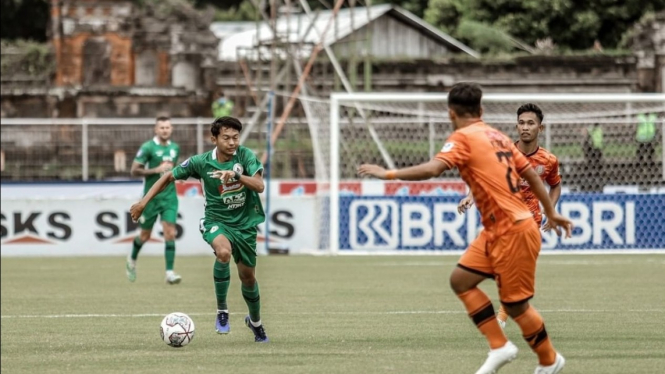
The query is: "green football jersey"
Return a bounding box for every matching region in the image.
[172,146,265,229]
[134,137,180,199]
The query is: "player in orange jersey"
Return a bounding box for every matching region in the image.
[358,83,572,374]
[458,103,562,329]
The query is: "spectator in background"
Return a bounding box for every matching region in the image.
[212,90,234,118]
[636,112,657,188]
[583,123,604,192]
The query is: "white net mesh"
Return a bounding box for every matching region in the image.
[331,97,665,189]
[321,93,665,253]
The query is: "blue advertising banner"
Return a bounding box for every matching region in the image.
[339,194,665,251]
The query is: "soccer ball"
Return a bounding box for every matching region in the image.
[160,312,195,347]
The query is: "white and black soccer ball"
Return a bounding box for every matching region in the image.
[160,312,195,347]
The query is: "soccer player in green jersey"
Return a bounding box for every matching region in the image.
[126,116,182,285]
[129,117,269,343]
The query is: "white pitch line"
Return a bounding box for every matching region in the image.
[1,309,663,319]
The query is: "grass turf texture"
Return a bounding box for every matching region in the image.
[2,255,664,374]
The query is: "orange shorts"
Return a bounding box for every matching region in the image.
[458,219,541,304]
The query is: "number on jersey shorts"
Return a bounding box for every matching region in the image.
[199,218,258,268]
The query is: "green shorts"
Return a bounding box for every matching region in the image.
[139,197,178,230]
[199,219,258,267]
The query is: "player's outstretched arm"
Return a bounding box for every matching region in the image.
[130,172,175,221]
[521,168,572,237]
[542,183,563,233]
[549,183,562,207]
[357,160,448,180]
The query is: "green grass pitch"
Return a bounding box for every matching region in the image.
[2,254,664,373]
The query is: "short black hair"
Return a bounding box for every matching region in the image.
[156,116,170,123]
[516,103,544,123]
[211,116,242,137]
[447,82,483,117]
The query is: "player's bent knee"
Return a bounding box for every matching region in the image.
[139,230,152,242]
[449,272,470,294]
[502,300,530,318]
[449,266,487,294]
[238,272,256,287]
[162,224,176,241]
[163,232,176,241]
[214,247,231,263]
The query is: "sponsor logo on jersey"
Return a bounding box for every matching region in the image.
[222,192,246,205]
[233,163,244,175]
[221,182,242,193]
[180,158,190,167]
[156,151,163,157]
[223,192,247,210]
[441,142,454,153]
[535,165,545,175]
[170,149,176,158]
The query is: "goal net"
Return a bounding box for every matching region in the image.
[308,93,665,254]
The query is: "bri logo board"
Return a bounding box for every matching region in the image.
[340,194,665,251]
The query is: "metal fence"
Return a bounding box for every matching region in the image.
[0,118,211,181]
[1,114,333,181]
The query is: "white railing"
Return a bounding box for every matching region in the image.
[1,118,216,181]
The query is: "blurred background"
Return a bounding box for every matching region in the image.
[1,0,664,181]
[1,0,664,254]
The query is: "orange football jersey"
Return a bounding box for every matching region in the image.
[435,122,533,240]
[516,145,561,225]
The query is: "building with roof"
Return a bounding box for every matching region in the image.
[211,4,479,62]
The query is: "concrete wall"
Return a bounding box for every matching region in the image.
[0,88,212,118]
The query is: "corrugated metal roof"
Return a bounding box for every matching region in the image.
[210,4,479,61]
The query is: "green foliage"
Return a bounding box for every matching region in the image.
[374,0,430,17]
[424,0,665,53]
[0,39,53,78]
[424,0,466,34]
[456,19,516,54]
[619,11,658,48]
[214,1,259,22]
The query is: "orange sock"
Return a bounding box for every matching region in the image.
[497,305,509,323]
[513,306,557,366]
[457,288,508,349]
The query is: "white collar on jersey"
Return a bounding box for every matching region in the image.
[211,147,237,161]
[153,136,171,146]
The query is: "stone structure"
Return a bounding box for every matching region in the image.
[51,0,217,89]
[626,11,665,93]
[0,0,219,118]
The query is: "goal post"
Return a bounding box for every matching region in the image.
[327,92,665,255]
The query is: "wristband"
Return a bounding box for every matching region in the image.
[234,171,242,180]
[385,170,397,180]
